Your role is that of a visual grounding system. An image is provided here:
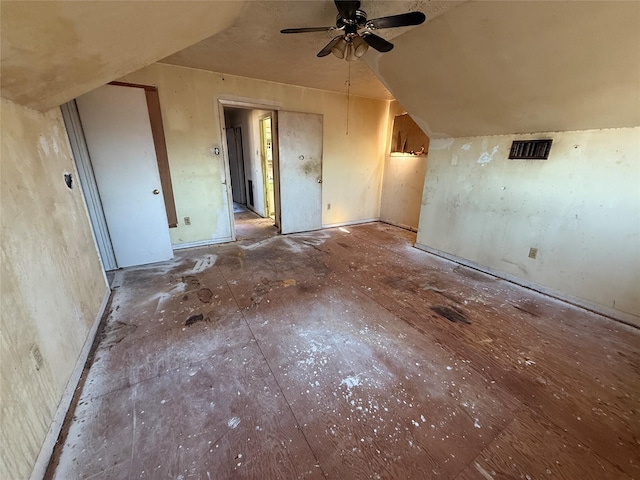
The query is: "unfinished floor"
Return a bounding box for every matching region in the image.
[47,222,639,479]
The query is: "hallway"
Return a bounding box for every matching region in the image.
[47,223,639,479]
[233,203,277,242]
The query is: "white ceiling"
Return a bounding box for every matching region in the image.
[160,1,462,100]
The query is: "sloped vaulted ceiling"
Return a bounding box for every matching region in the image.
[2,1,638,133]
[160,0,461,101]
[0,1,246,111]
[366,0,640,138]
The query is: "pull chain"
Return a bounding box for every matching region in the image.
[346,61,351,135]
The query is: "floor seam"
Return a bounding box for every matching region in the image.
[216,264,328,478]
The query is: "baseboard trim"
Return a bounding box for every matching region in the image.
[414,243,639,329]
[379,220,418,233]
[30,286,112,480]
[322,218,380,229]
[172,237,233,250]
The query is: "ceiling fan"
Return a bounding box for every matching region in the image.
[281,0,426,60]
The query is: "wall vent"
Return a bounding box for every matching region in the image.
[247,179,254,207]
[509,139,552,160]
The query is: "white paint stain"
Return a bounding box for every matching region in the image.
[461,143,472,151]
[474,418,482,428]
[228,417,241,429]
[340,375,362,389]
[188,254,217,274]
[477,146,499,165]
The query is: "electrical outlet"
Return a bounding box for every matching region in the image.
[184,217,191,226]
[528,247,538,259]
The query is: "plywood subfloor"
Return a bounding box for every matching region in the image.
[233,203,277,242]
[47,223,640,479]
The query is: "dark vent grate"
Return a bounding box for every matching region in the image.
[509,139,552,160]
[247,179,254,207]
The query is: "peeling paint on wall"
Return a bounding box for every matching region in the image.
[416,127,640,323]
[477,146,499,166]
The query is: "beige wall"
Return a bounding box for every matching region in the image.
[118,63,389,245]
[416,128,640,325]
[380,101,428,230]
[0,99,109,478]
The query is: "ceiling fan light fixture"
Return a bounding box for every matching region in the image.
[345,42,357,62]
[351,35,369,58]
[331,37,348,59]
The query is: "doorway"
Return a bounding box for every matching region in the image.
[222,106,279,239]
[219,101,324,239]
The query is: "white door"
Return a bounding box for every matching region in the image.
[76,84,174,268]
[277,111,323,234]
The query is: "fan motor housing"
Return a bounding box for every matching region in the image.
[336,10,367,33]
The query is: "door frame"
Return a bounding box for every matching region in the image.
[259,114,276,219]
[61,100,118,271]
[216,98,282,234]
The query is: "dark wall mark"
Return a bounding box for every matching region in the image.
[64,173,73,189]
[431,305,471,325]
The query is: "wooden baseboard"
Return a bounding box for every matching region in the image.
[172,237,233,250]
[30,287,112,480]
[322,218,381,229]
[414,243,639,329]
[379,219,418,233]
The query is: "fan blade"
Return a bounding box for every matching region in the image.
[317,36,344,57]
[361,32,394,53]
[334,0,360,20]
[367,11,426,29]
[281,26,334,34]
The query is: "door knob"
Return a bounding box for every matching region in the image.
[317,178,323,183]
[153,189,160,195]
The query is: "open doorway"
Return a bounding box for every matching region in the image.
[220,101,323,239]
[223,106,279,241]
